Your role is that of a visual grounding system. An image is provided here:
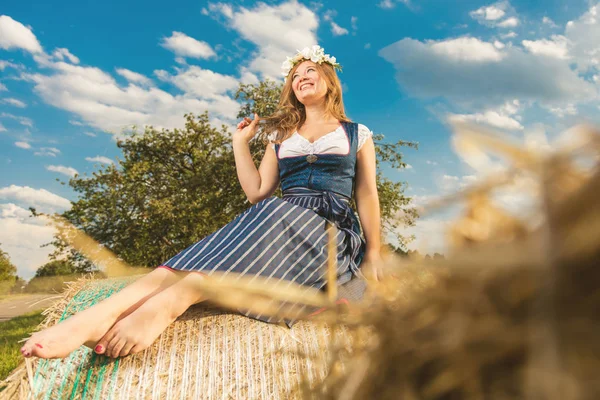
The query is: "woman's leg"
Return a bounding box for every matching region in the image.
[96,271,206,358]
[21,267,181,359]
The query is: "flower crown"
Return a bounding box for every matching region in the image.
[281,45,341,79]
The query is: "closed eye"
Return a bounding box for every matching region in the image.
[293,67,316,80]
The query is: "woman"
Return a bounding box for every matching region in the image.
[21,45,382,360]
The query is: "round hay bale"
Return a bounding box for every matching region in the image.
[1,277,355,399]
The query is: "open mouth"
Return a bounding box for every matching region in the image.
[299,83,313,91]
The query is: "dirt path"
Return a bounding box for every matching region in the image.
[0,294,59,322]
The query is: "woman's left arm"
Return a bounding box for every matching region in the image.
[355,136,383,280]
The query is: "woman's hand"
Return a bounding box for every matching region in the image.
[233,113,260,144]
[361,251,384,281]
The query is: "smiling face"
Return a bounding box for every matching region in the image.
[290,61,328,106]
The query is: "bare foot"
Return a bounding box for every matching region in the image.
[95,298,177,358]
[20,307,118,359]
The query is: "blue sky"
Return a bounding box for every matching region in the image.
[1,0,599,278]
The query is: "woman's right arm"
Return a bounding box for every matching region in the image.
[232,114,280,204]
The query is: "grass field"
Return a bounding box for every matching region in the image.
[0,312,44,381]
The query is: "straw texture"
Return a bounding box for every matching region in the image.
[1,277,354,400]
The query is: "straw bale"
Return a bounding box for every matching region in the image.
[1,277,356,399]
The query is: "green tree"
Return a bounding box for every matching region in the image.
[49,112,260,269]
[25,260,85,294]
[0,245,18,294]
[34,260,78,277]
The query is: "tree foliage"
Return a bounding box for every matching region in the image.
[0,245,19,294]
[47,79,418,270]
[0,246,17,281]
[34,260,79,277]
[49,113,264,269]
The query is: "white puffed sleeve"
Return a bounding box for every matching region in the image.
[267,130,278,150]
[357,124,373,151]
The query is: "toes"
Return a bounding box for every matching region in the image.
[119,342,135,358]
[21,336,42,358]
[130,344,143,355]
[95,330,116,355]
[20,345,32,358]
[107,336,125,358]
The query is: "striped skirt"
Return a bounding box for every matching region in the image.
[160,187,366,324]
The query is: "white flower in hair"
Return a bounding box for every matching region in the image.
[280,45,342,78]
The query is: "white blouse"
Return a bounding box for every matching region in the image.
[269,124,373,158]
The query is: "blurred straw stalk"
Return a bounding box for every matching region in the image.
[2,122,599,399]
[308,122,600,399]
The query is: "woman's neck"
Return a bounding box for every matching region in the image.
[303,104,337,126]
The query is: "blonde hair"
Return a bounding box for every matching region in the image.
[260,61,351,144]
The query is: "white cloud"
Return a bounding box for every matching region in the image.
[500,31,517,39]
[522,35,570,59]
[85,155,114,165]
[83,131,97,137]
[429,37,504,62]
[0,185,71,212]
[0,15,43,53]
[116,68,153,86]
[0,122,5,132]
[565,4,600,73]
[46,165,78,177]
[207,3,234,18]
[52,47,80,64]
[447,110,523,131]
[378,0,410,9]
[210,0,319,79]
[322,10,348,36]
[470,2,506,21]
[155,65,239,98]
[0,82,6,91]
[34,147,60,157]
[546,103,577,118]
[0,203,57,279]
[0,60,20,70]
[14,141,31,149]
[470,2,519,29]
[0,112,33,127]
[331,22,349,36]
[239,66,260,85]
[379,36,596,106]
[25,59,240,133]
[351,16,358,31]
[160,31,216,59]
[542,16,557,27]
[426,160,438,166]
[497,17,519,28]
[69,119,84,126]
[2,97,27,107]
[404,217,451,255]
[440,173,481,194]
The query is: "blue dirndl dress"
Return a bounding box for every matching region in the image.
[161,122,366,325]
